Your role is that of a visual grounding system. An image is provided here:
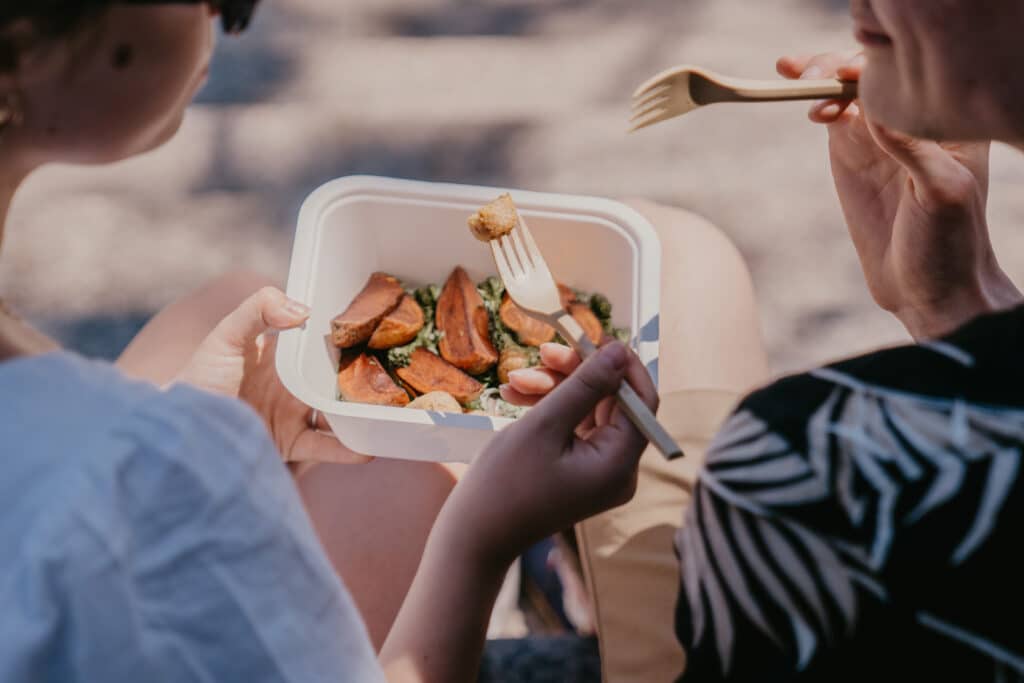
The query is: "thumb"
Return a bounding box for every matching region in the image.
[524,342,629,438]
[210,286,311,352]
[866,121,975,208]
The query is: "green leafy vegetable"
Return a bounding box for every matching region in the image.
[476,276,505,315]
[589,293,614,328]
[589,292,631,344]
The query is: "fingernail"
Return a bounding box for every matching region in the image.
[508,369,529,380]
[285,299,311,318]
[801,65,824,80]
[821,103,842,119]
[603,342,627,370]
[848,54,866,68]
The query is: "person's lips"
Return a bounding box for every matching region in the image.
[851,0,893,47]
[855,25,893,47]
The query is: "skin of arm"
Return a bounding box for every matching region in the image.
[380,341,658,683]
[380,509,507,682]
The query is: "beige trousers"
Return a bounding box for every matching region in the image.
[576,389,740,683]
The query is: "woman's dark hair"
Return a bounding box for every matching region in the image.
[0,1,109,71]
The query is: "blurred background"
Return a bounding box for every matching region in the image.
[5,0,1024,375]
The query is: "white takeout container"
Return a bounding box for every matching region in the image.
[276,176,662,463]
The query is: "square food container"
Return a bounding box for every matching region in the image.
[276,176,661,463]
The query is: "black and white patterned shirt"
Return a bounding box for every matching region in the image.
[675,307,1024,682]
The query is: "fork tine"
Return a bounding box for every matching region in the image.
[499,235,525,278]
[515,215,545,267]
[631,86,670,111]
[490,240,516,285]
[632,74,673,99]
[630,63,704,99]
[630,98,669,123]
[508,227,533,274]
[629,108,675,133]
[632,64,693,98]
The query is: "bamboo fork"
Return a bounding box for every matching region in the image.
[488,215,684,461]
[631,65,858,131]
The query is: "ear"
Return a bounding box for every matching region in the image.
[0,69,20,128]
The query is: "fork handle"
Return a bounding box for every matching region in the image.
[553,312,685,461]
[725,78,858,103]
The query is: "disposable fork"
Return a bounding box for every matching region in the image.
[631,64,858,131]
[489,215,684,460]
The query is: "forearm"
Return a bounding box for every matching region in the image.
[380,507,509,683]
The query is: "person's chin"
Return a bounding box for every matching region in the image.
[121,109,188,160]
[149,110,187,150]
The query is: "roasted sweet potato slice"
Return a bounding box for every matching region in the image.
[396,348,484,405]
[498,347,533,385]
[499,293,556,347]
[331,272,405,349]
[368,295,425,350]
[557,283,577,309]
[554,284,602,344]
[569,303,604,345]
[436,267,498,375]
[337,353,410,407]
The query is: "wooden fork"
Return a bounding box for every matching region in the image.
[489,215,684,461]
[631,64,858,131]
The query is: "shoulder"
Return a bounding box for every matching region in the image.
[701,310,1024,543]
[717,313,1019,461]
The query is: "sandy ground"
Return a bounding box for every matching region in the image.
[6,0,1024,376]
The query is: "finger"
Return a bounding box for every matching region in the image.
[575,412,598,439]
[621,348,659,412]
[865,121,977,207]
[508,367,564,396]
[779,49,862,82]
[289,461,320,479]
[585,403,649,470]
[524,342,629,439]
[594,395,616,429]
[290,429,375,465]
[565,403,646,507]
[836,53,866,82]
[539,343,582,376]
[588,350,661,456]
[211,287,311,352]
[776,54,816,79]
[499,384,543,407]
[809,98,854,124]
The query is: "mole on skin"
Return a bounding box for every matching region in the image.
[112,44,134,70]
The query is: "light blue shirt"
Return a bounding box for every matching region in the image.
[0,353,384,682]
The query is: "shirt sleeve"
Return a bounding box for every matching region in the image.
[19,385,385,683]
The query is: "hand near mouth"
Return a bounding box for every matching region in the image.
[777,51,1021,340]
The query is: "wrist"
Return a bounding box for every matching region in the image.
[899,265,1023,340]
[428,498,516,582]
